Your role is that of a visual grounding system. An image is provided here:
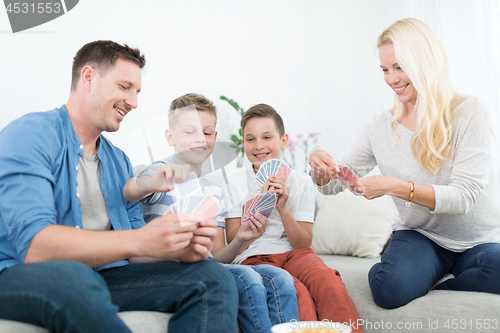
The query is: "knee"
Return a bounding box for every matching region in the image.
[200,260,239,298]
[231,265,266,294]
[255,265,296,295]
[368,263,413,309]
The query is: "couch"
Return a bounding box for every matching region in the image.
[1,188,499,333]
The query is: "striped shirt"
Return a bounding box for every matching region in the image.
[140,155,225,228]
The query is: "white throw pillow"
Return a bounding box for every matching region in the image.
[311,190,398,258]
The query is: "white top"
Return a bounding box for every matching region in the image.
[316,98,500,252]
[225,166,316,264]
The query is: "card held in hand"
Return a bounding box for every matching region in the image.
[242,192,277,223]
[255,158,291,188]
[338,166,361,195]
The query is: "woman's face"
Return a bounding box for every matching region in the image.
[379,43,417,107]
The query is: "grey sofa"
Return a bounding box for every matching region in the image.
[2,253,499,333]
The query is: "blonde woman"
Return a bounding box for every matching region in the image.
[309,18,500,309]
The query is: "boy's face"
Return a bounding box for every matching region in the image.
[165,110,217,168]
[242,117,288,172]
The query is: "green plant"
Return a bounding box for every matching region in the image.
[220,96,245,164]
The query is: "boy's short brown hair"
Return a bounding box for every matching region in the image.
[241,104,285,137]
[169,93,217,128]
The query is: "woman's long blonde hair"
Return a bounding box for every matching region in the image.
[377,18,459,173]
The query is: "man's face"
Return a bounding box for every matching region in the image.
[89,58,142,133]
[166,110,218,168]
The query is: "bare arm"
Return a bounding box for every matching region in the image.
[25,214,202,267]
[268,175,313,248]
[279,208,313,248]
[123,177,154,202]
[123,164,191,202]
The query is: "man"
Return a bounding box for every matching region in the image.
[0,40,237,333]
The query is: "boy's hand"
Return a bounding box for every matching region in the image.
[260,177,275,194]
[269,175,289,211]
[137,164,191,192]
[238,213,267,241]
[175,219,218,263]
[308,150,340,185]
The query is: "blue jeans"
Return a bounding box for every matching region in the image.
[0,259,238,333]
[222,263,299,333]
[369,230,500,309]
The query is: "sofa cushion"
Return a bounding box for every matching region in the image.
[312,190,398,258]
[318,254,500,333]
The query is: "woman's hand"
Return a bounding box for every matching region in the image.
[352,175,393,200]
[308,150,340,185]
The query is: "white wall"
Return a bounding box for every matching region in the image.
[1,0,499,187]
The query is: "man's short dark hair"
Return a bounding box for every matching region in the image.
[71,40,146,91]
[241,104,285,137]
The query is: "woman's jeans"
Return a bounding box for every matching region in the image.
[369,230,500,309]
[0,259,238,333]
[222,263,299,333]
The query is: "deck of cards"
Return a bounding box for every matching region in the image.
[242,192,277,223]
[164,172,222,225]
[255,158,291,188]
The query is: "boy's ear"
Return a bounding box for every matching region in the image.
[280,133,289,150]
[165,129,175,147]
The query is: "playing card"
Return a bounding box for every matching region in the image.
[242,192,277,222]
[164,193,221,224]
[338,166,357,183]
[172,172,201,198]
[337,166,362,195]
[255,159,290,188]
[275,163,291,182]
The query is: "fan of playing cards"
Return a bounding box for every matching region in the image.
[255,158,291,188]
[242,192,277,223]
[163,172,222,224]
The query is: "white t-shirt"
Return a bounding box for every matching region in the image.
[316,97,500,252]
[225,166,316,264]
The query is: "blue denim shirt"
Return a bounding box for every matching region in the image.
[0,105,145,273]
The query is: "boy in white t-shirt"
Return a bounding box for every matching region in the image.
[123,93,299,333]
[225,104,362,332]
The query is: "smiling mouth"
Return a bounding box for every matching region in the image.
[114,107,126,117]
[254,153,269,158]
[394,83,409,93]
[191,147,207,153]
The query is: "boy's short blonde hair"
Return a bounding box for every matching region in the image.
[169,93,217,128]
[241,104,285,137]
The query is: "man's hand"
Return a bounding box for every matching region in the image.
[175,218,218,263]
[308,150,340,185]
[137,164,191,193]
[237,213,267,242]
[134,213,200,260]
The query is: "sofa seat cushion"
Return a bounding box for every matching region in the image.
[318,254,500,333]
